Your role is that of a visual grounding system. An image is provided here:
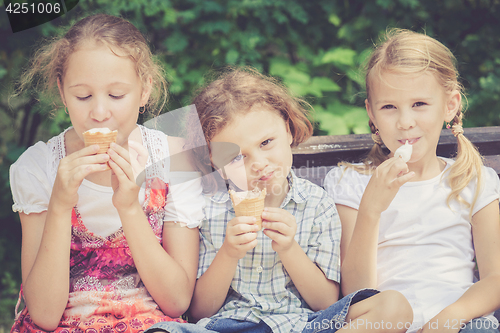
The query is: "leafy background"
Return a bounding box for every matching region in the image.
[1,0,499,328]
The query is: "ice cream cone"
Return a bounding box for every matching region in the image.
[229,188,267,230]
[83,128,118,154]
[394,140,413,162]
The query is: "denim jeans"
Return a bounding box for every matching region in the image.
[145,318,270,333]
[459,318,499,333]
[145,289,378,333]
[302,289,379,333]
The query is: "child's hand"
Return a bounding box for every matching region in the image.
[52,144,109,210]
[360,156,415,216]
[262,208,297,253]
[108,142,145,212]
[127,140,149,185]
[221,216,259,259]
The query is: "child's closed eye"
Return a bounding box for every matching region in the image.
[110,94,125,99]
[77,95,91,101]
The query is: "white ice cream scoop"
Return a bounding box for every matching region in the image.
[394,140,413,162]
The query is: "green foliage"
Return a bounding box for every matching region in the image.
[0,142,22,329]
[1,0,500,328]
[314,104,370,135]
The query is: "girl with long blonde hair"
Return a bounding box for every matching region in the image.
[325,29,500,333]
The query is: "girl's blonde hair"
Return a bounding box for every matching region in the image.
[353,28,483,212]
[186,66,313,193]
[16,14,168,115]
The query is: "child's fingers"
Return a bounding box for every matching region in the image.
[385,158,413,186]
[109,142,130,160]
[263,228,280,239]
[262,207,282,214]
[262,221,289,234]
[391,157,410,174]
[231,238,257,254]
[128,140,148,184]
[393,171,416,186]
[227,220,260,237]
[80,153,110,166]
[373,158,410,189]
[108,146,134,181]
[377,157,408,178]
[224,231,257,254]
[261,209,281,222]
[108,143,133,170]
[70,144,100,158]
[58,162,108,191]
[108,159,131,185]
[261,208,295,226]
[59,153,109,177]
[241,238,258,250]
[235,232,258,245]
[128,140,149,166]
[60,152,109,171]
[228,216,258,226]
[263,228,287,244]
[237,223,260,234]
[62,145,107,169]
[222,230,258,259]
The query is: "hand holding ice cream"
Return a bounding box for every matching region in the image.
[83,128,118,153]
[229,187,266,230]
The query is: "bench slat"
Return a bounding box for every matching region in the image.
[292,127,500,177]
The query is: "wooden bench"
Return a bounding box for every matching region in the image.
[292,126,500,187]
[292,126,500,323]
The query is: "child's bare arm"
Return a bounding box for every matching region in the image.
[336,204,357,265]
[189,245,240,321]
[277,241,340,310]
[190,216,259,321]
[121,210,200,317]
[20,210,71,331]
[263,207,340,310]
[341,157,414,296]
[420,200,500,333]
[20,145,108,330]
[339,204,379,296]
[108,141,200,317]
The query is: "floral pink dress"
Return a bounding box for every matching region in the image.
[10,126,199,333]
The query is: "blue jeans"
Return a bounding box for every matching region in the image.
[145,318,271,333]
[302,289,379,332]
[459,318,499,333]
[145,289,378,333]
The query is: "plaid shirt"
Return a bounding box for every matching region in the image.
[197,171,341,333]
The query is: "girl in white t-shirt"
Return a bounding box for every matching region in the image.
[9,14,204,333]
[324,29,500,333]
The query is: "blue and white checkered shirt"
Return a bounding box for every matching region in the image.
[197,171,341,333]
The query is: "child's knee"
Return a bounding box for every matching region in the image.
[376,290,413,326]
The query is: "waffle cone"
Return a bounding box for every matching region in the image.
[83,131,118,154]
[229,188,266,229]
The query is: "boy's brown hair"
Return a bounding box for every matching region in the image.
[186,66,313,193]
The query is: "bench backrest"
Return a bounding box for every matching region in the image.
[292,126,500,187]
